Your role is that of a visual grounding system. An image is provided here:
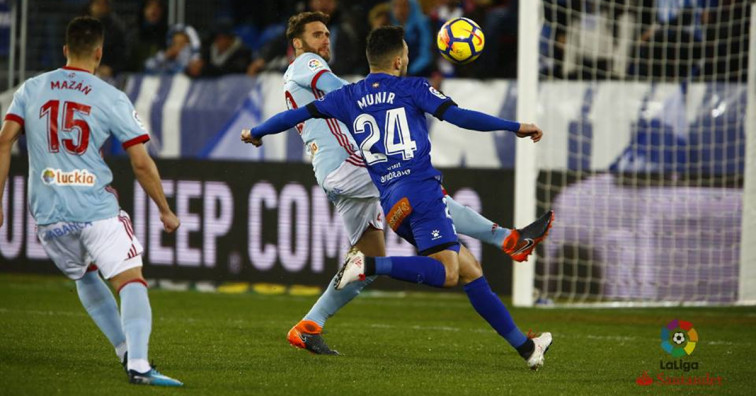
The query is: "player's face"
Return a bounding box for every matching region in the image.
[399,41,409,76]
[300,21,331,62]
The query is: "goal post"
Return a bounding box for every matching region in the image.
[512,0,540,307]
[739,2,756,304]
[515,0,753,307]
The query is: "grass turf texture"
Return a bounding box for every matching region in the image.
[1,273,753,395]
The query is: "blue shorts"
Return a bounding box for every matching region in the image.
[382,178,460,255]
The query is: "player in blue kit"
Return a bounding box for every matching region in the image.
[0,17,182,386]
[243,26,553,369]
[243,12,554,358]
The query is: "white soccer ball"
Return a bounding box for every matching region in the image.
[672,331,686,345]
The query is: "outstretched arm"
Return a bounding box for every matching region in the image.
[241,106,314,147]
[441,105,543,142]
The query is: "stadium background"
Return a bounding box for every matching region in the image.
[1,1,755,394]
[1,0,751,302]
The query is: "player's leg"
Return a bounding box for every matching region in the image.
[289,164,383,354]
[75,264,127,369]
[87,211,182,386]
[444,192,555,262]
[444,193,511,247]
[37,223,127,368]
[457,245,552,369]
[336,180,460,289]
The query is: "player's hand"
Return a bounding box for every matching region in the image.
[241,129,263,147]
[160,211,180,233]
[516,123,543,142]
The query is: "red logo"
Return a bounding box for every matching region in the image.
[636,371,654,386]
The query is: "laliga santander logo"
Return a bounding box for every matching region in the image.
[40,168,96,187]
[661,319,698,358]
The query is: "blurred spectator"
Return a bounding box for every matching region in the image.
[187,23,253,77]
[470,0,518,79]
[310,0,365,75]
[563,0,613,79]
[428,0,464,29]
[701,0,750,82]
[144,24,201,74]
[368,3,392,29]
[128,0,168,72]
[629,0,712,79]
[84,0,128,78]
[391,0,434,76]
[247,0,366,77]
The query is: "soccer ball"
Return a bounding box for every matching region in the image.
[436,17,485,64]
[672,332,686,345]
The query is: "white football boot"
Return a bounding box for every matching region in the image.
[334,248,367,290]
[526,332,553,370]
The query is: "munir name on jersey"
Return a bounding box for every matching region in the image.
[356,91,396,109]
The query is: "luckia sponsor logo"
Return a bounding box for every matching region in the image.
[41,168,96,186]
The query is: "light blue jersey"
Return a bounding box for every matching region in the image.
[283,52,362,185]
[4,66,150,225]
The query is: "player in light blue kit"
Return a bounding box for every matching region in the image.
[244,12,554,358]
[243,25,554,369]
[0,17,182,386]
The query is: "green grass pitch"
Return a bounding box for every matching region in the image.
[1,273,754,395]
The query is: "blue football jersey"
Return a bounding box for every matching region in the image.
[307,73,455,194]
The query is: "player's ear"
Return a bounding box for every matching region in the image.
[94,46,103,63]
[292,37,302,50]
[62,45,68,59]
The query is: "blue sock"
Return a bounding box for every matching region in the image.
[374,256,446,287]
[446,196,510,247]
[76,271,126,359]
[464,277,527,349]
[119,282,152,372]
[304,275,377,327]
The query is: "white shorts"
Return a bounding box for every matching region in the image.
[37,210,144,280]
[322,160,384,246]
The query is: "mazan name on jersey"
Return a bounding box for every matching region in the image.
[50,79,93,95]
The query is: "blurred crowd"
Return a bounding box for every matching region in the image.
[76,0,520,82]
[15,0,752,82]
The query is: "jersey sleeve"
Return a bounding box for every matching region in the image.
[408,78,457,120]
[109,92,151,149]
[305,88,347,122]
[4,82,28,131]
[291,53,333,90]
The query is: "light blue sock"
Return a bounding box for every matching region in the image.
[119,282,152,371]
[76,271,126,358]
[303,275,377,327]
[446,195,510,247]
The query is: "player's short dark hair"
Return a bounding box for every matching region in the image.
[66,16,104,57]
[286,12,330,43]
[366,26,405,68]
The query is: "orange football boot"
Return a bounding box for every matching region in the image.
[502,210,554,262]
[287,320,339,355]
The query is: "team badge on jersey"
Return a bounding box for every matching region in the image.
[429,86,447,100]
[307,58,324,71]
[132,110,147,132]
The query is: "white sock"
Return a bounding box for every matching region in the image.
[128,358,151,373]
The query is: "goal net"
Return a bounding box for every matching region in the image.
[517,0,754,306]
